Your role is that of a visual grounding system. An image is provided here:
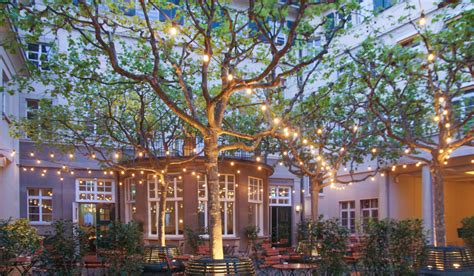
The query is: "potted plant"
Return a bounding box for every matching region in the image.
[184,227,206,254]
[461,216,474,254]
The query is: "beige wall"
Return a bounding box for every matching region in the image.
[445,180,474,246]
[389,175,422,221]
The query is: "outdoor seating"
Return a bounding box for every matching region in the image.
[142,246,185,275]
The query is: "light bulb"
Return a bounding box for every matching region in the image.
[227,74,233,81]
[246,88,252,95]
[419,12,426,26]
[169,26,178,36]
[202,54,210,62]
[273,118,280,124]
[261,105,267,111]
[427,52,435,62]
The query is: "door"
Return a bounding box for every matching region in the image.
[270,206,292,247]
[77,203,115,250]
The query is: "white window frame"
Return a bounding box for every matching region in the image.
[124,177,136,223]
[340,200,356,233]
[27,188,53,225]
[248,177,264,236]
[147,175,184,238]
[360,198,378,230]
[198,174,236,237]
[1,70,9,116]
[26,43,51,70]
[75,179,115,203]
[269,185,292,206]
[198,176,208,231]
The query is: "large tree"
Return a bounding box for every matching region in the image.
[4,0,357,258]
[349,6,473,246]
[273,66,386,219]
[13,81,198,246]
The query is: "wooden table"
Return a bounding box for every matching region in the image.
[272,263,318,276]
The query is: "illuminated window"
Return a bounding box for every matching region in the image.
[124,178,137,223]
[148,175,184,238]
[27,188,53,223]
[269,186,291,206]
[76,179,115,203]
[248,177,263,235]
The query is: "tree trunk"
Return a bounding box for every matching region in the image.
[158,175,167,247]
[204,133,224,259]
[310,178,320,220]
[430,162,446,246]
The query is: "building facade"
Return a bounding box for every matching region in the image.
[1,0,472,251]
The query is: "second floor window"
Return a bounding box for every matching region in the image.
[27,43,51,70]
[340,200,356,233]
[373,0,393,12]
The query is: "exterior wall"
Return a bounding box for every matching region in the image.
[0,17,28,220]
[445,179,474,246]
[268,159,303,246]
[389,174,423,221]
[121,158,273,253]
[18,142,118,235]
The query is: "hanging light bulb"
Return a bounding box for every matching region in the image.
[10,150,16,157]
[169,26,178,36]
[227,74,234,81]
[202,54,210,62]
[418,11,426,26]
[427,52,436,62]
[245,88,252,95]
[261,104,267,111]
[273,118,280,125]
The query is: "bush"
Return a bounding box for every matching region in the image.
[185,227,207,254]
[361,219,427,275]
[98,221,143,274]
[40,220,89,275]
[0,218,42,262]
[461,216,474,254]
[297,216,349,275]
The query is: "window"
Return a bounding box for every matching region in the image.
[269,186,291,206]
[27,43,51,70]
[26,99,39,120]
[76,179,115,202]
[124,178,137,223]
[27,188,53,223]
[360,199,378,230]
[340,201,355,233]
[248,177,263,235]
[1,71,9,115]
[198,176,207,231]
[373,0,393,12]
[453,89,474,131]
[148,175,184,237]
[198,174,236,236]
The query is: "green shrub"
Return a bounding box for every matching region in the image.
[40,220,89,275]
[184,227,206,254]
[361,219,427,275]
[0,218,42,262]
[98,221,144,275]
[461,216,474,254]
[297,216,349,275]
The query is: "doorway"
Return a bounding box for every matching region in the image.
[77,203,115,250]
[270,206,292,247]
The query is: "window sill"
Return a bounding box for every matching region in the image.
[29,222,52,226]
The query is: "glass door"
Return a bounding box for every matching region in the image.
[270,206,292,247]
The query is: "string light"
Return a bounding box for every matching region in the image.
[114,153,120,159]
[202,54,210,62]
[91,154,96,159]
[419,11,426,25]
[317,129,322,134]
[30,152,35,157]
[427,52,436,62]
[245,88,252,95]
[227,74,234,81]
[69,153,74,159]
[10,150,16,157]
[169,26,178,36]
[50,153,55,158]
[261,105,267,111]
[273,118,280,125]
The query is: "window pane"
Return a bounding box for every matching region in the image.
[198,201,206,229]
[178,202,184,234]
[227,202,234,235]
[150,202,158,235]
[28,189,39,196]
[165,201,176,235]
